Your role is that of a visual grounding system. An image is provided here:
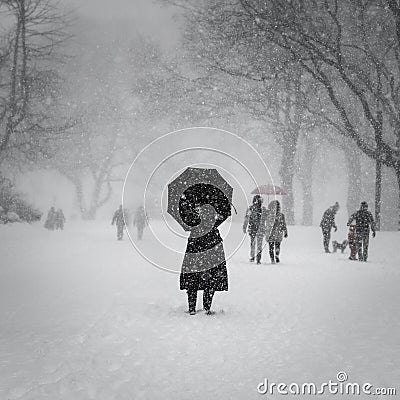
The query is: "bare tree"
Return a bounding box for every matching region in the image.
[164,0,331,224]
[232,0,400,229]
[168,0,400,229]
[0,0,73,166]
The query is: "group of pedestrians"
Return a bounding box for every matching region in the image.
[242,195,288,264]
[111,205,149,241]
[44,207,66,230]
[320,201,376,262]
[179,195,377,316]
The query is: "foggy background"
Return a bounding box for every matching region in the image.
[1,0,398,229]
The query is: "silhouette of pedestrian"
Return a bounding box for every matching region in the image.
[243,195,268,264]
[112,205,125,240]
[133,206,148,240]
[320,202,339,253]
[44,207,56,230]
[347,201,376,262]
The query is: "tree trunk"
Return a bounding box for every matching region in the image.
[396,164,400,231]
[279,140,296,225]
[375,155,382,231]
[343,147,361,217]
[301,177,313,225]
[298,135,314,225]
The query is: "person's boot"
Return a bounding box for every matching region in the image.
[187,291,197,315]
[249,257,255,262]
[275,256,280,263]
[270,257,275,264]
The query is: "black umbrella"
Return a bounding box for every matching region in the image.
[167,167,233,231]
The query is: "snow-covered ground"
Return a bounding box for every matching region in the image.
[1,220,399,399]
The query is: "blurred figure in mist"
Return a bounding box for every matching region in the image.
[133,205,148,240]
[319,201,340,253]
[44,207,56,230]
[112,205,126,240]
[55,208,66,230]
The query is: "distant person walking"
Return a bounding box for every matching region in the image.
[347,224,357,260]
[347,201,376,262]
[265,200,288,264]
[133,206,148,240]
[55,208,66,230]
[44,207,56,230]
[320,202,340,253]
[243,195,268,264]
[112,205,126,240]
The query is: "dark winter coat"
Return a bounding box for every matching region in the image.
[44,207,56,230]
[112,208,125,227]
[266,211,288,242]
[320,207,338,232]
[243,204,268,236]
[180,227,228,292]
[133,208,148,228]
[347,210,376,235]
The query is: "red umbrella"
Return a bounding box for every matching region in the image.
[251,184,286,195]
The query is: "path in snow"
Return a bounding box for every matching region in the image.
[0,221,399,399]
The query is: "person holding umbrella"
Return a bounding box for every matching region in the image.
[181,203,228,315]
[243,195,268,264]
[168,168,232,316]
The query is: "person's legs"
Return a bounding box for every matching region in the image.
[275,242,281,263]
[322,229,331,252]
[249,234,256,261]
[187,290,197,313]
[117,225,123,240]
[269,242,275,263]
[256,234,263,263]
[203,287,215,311]
[349,242,357,260]
[356,233,363,261]
[137,226,143,240]
[362,234,370,262]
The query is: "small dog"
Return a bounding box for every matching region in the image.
[332,239,348,253]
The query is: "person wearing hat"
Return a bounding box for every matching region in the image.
[347,201,376,262]
[320,202,340,253]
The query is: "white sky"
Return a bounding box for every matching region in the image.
[64,0,181,46]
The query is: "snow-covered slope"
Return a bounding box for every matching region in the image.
[1,221,399,399]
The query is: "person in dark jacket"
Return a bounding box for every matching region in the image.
[347,201,376,262]
[55,208,66,230]
[320,202,340,253]
[180,204,228,315]
[243,195,268,264]
[133,206,148,240]
[112,205,125,240]
[265,200,288,263]
[44,207,56,230]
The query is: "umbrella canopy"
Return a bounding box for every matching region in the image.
[251,184,286,195]
[167,167,233,231]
